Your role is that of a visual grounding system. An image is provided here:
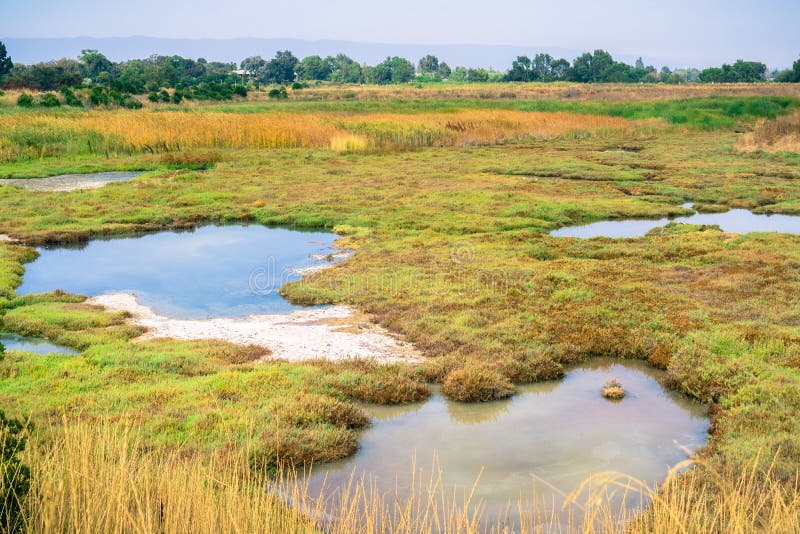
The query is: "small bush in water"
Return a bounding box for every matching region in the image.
[442,364,515,402]
[602,378,625,400]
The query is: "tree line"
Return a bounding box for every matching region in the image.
[1,40,798,99]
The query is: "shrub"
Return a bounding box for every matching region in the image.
[442,365,515,402]
[268,87,288,99]
[1,411,30,533]
[147,92,159,103]
[60,87,83,107]
[39,93,61,107]
[16,93,34,108]
[232,84,248,97]
[172,91,184,104]
[602,378,625,400]
[159,90,170,103]
[121,96,142,109]
[88,86,109,107]
[494,352,564,383]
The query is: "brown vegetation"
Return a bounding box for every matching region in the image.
[288,82,800,102]
[738,110,800,152]
[601,378,625,400]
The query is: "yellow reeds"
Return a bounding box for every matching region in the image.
[0,109,629,161]
[340,110,629,149]
[14,419,800,533]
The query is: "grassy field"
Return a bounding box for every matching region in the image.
[2,84,800,531]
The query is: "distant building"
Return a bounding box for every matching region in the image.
[233,69,252,82]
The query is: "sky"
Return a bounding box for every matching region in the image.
[1,0,799,68]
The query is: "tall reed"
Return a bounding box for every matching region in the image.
[0,109,629,163]
[11,419,800,533]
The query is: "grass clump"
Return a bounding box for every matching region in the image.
[442,364,515,402]
[493,351,565,383]
[314,360,430,404]
[270,393,368,429]
[601,378,626,400]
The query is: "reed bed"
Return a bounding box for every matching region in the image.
[738,110,800,152]
[9,419,800,533]
[288,82,800,103]
[0,109,628,162]
[339,110,629,149]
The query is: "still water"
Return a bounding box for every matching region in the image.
[306,359,708,526]
[18,225,340,319]
[0,333,79,355]
[551,206,800,238]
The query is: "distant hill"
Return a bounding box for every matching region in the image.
[0,36,681,70]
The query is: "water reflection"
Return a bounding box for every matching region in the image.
[306,359,708,527]
[551,205,800,238]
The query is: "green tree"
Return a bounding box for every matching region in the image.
[368,57,414,84]
[505,55,534,82]
[296,55,332,81]
[265,50,298,84]
[79,49,113,80]
[699,60,767,83]
[466,68,489,82]
[450,66,468,82]
[549,58,571,81]
[531,53,552,80]
[569,50,614,82]
[330,54,364,83]
[418,54,439,74]
[775,56,800,82]
[0,41,12,81]
[437,62,451,79]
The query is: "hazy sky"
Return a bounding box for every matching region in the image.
[1,0,798,67]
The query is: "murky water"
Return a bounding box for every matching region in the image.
[0,333,79,355]
[550,205,800,238]
[0,171,145,191]
[18,225,341,319]
[306,359,708,526]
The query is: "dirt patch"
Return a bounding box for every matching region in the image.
[0,171,144,192]
[87,293,422,363]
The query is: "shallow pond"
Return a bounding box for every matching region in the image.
[306,359,708,526]
[0,171,145,192]
[18,225,341,319]
[0,333,79,355]
[551,205,800,238]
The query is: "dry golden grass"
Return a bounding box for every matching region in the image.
[340,110,630,149]
[13,420,800,533]
[0,109,629,160]
[289,82,800,102]
[738,110,800,152]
